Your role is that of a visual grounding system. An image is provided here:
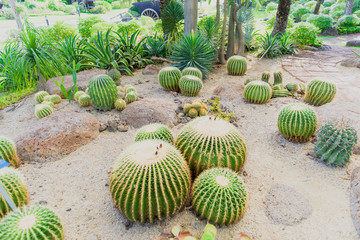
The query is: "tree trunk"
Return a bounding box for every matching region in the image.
[184,0,198,34]
[215,0,220,26]
[344,0,354,15]
[313,0,322,14]
[272,0,291,36]
[236,21,245,56]
[159,0,169,34]
[5,0,22,30]
[226,5,235,59]
[219,0,228,64]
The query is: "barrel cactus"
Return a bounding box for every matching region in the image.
[42,101,54,108]
[107,69,121,85]
[182,67,203,80]
[88,74,118,110]
[74,91,85,101]
[125,92,137,103]
[78,94,92,107]
[176,116,247,176]
[179,75,203,97]
[191,168,247,226]
[49,95,61,104]
[114,99,126,110]
[226,56,247,75]
[0,206,64,240]
[273,71,283,85]
[285,83,299,93]
[35,104,53,119]
[261,72,271,82]
[158,67,182,91]
[43,95,50,102]
[0,168,29,218]
[0,137,19,167]
[134,123,174,144]
[124,85,136,94]
[243,80,272,104]
[304,79,337,106]
[277,103,317,142]
[271,89,291,98]
[34,91,49,104]
[314,122,358,166]
[110,140,191,223]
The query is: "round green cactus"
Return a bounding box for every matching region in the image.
[134,123,174,144]
[273,71,283,85]
[176,116,247,176]
[261,72,271,82]
[0,137,19,168]
[35,104,53,119]
[183,103,192,114]
[191,168,247,226]
[107,69,121,85]
[179,75,203,97]
[78,94,92,107]
[42,101,54,108]
[88,74,118,110]
[286,83,299,92]
[0,206,64,239]
[125,92,137,103]
[34,91,49,104]
[314,122,358,166]
[277,103,318,142]
[158,67,182,91]
[226,56,247,75]
[243,80,272,104]
[271,89,290,98]
[182,67,203,80]
[304,79,337,106]
[43,95,51,102]
[74,91,85,101]
[0,168,29,218]
[199,108,207,116]
[49,95,61,104]
[188,108,198,118]
[110,140,191,223]
[114,99,126,110]
[124,85,136,94]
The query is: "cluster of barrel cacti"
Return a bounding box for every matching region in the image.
[183,99,208,118]
[34,91,62,119]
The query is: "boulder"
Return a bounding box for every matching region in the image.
[15,111,100,163]
[320,27,338,37]
[142,64,161,75]
[351,167,360,237]
[340,58,360,68]
[346,40,360,47]
[213,81,244,101]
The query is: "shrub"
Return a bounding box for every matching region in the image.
[321,7,331,14]
[323,0,336,7]
[137,16,156,35]
[280,32,297,55]
[290,22,321,47]
[91,5,107,14]
[89,22,118,42]
[43,21,77,41]
[337,25,360,34]
[256,32,282,58]
[304,1,317,11]
[266,2,278,12]
[337,14,360,27]
[95,1,111,11]
[118,20,141,35]
[25,1,36,9]
[301,13,311,21]
[330,3,346,19]
[64,5,76,14]
[144,34,167,58]
[198,15,221,46]
[48,0,59,11]
[111,1,121,9]
[307,14,333,31]
[292,7,311,22]
[3,9,14,20]
[78,16,105,38]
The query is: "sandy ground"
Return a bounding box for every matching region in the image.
[1,37,360,240]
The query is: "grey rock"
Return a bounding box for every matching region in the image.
[340,58,360,68]
[320,27,338,36]
[142,64,160,75]
[354,145,360,155]
[346,40,360,47]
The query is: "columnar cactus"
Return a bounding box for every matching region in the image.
[114,99,126,110]
[74,91,85,101]
[125,92,137,103]
[191,168,247,226]
[0,168,29,217]
[0,137,19,167]
[179,75,203,97]
[158,67,182,91]
[107,69,121,85]
[243,80,272,104]
[0,206,64,240]
[110,140,191,223]
[88,74,118,110]
[34,91,49,104]
[261,72,271,82]
[277,103,317,142]
[182,67,203,80]
[304,79,337,106]
[314,122,358,166]
[273,71,283,85]
[35,104,53,119]
[176,116,247,176]
[49,95,61,104]
[226,56,247,75]
[134,123,174,144]
[78,94,92,107]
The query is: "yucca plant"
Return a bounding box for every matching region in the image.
[280,32,297,55]
[198,15,220,47]
[162,0,184,42]
[256,32,282,59]
[55,34,85,69]
[144,33,167,58]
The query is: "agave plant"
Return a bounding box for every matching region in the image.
[279,32,297,55]
[256,32,282,59]
[55,34,85,69]
[144,33,167,58]
[162,0,184,42]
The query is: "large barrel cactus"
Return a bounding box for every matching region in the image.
[182,67,203,80]
[278,103,317,142]
[0,137,20,167]
[192,168,247,226]
[134,123,174,144]
[314,122,358,166]
[304,79,337,106]
[179,75,203,97]
[226,56,247,75]
[88,74,118,110]
[243,80,272,104]
[35,104,53,119]
[0,206,64,240]
[158,67,182,91]
[107,69,121,85]
[176,116,247,176]
[0,168,29,218]
[34,91,49,104]
[110,140,191,223]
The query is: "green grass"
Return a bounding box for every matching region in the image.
[0,88,34,109]
[317,36,336,40]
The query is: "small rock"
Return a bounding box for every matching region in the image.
[108,121,118,132]
[243,171,248,176]
[124,220,133,230]
[118,125,128,132]
[178,113,185,118]
[175,107,183,114]
[192,221,203,230]
[142,64,160,75]
[346,40,360,47]
[66,208,72,212]
[320,27,338,36]
[354,145,360,155]
[39,200,47,205]
[138,80,143,84]
[99,124,108,132]
[340,58,360,68]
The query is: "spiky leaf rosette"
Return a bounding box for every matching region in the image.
[158,67,182,91]
[34,91,49,104]
[176,116,247,176]
[134,123,174,144]
[88,74,118,110]
[0,168,29,217]
[191,168,247,226]
[109,140,191,223]
[114,99,126,110]
[273,71,282,85]
[0,137,19,167]
[35,104,53,119]
[179,75,203,97]
[107,69,121,85]
[79,94,92,107]
[314,122,358,166]
[74,91,85,102]
[182,67,203,80]
[125,92,137,103]
[0,206,64,239]
[304,79,337,106]
[49,95,61,104]
[277,103,317,142]
[226,56,247,76]
[243,80,272,104]
[261,72,270,82]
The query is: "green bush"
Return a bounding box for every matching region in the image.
[95,1,111,11]
[198,15,221,46]
[304,1,317,11]
[64,5,76,14]
[355,10,360,17]
[48,0,58,11]
[91,5,107,14]
[330,3,345,19]
[337,25,360,34]
[162,0,184,41]
[137,16,156,35]
[307,14,333,31]
[111,1,121,9]
[89,22,118,42]
[118,20,141,35]
[337,14,360,27]
[266,2,278,12]
[154,20,163,34]
[292,7,311,22]
[290,22,321,47]
[43,21,78,41]
[321,7,331,14]
[24,1,36,9]
[78,16,105,38]
[323,0,336,7]
[144,34,167,58]
[301,13,311,21]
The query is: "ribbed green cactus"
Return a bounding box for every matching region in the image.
[74,91,85,101]
[43,95,50,102]
[278,103,317,142]
[78,94,92,107]
[261,72,271,83]
[88,74,118,110]
[107,69,121,85]
[0,137,19,167]
[158,67,182,91]
[42,101,54,108]
[110,140,191,223]
[114,99,126,110]
[304,79,337,106]
[182,67,203,80]
[272,84,284,91]
[226,56,247,76]
[176,116,247,176]
[0,168,29,217]
[125,92,137,103]
[0,206,64,239]
[314,122,358,166]
[35,104,53,119]
[299,83,305,94]
[245,78,255,85]
[188,108,198,118]
[124,85,136,94]
[271,89,291,98]
[192,168,247,226]
[49,95,61,104]
[199,108,207,116]
[273,71,283,85]
[243,80,272,104]
[179,75,203,97]
[285,83,299,93]
[135,123,174,144]
[34,91,49,104]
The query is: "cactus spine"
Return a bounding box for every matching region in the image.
[34,91,49,104]
[158,67,182,91]
[114,99,126,110]
[261,72,271,82]
[74,91,85,101]
[107,69,121,85]
[304,79,337,106]
[179,75,203,97]
[226,56,247,75]
[35,104,53,119]
[182,67,203,80]
[0,137,19,167]
[273,71,283,85]
[78,94,92,107]
[243,80,272,104]
[135,123,174,144]
[88,74,118,110]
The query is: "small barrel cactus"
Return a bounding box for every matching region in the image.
[226,56,247,76]
[88,74,118,110]
[245,78,255,85]
[74,91,85,101]
[176,116,247,176]
[158,67,182,91]
[110,140,191,223]
[243,80,272,104]
[107,69,121,85]
[261,72,271,82]
[179,75,203,97]
[0,168,29,218]
[0,137,19,168]
[0,206,64,239]
[278,103,317,142]
[79,94,92,107]
[304,79,337,106]
[34,91,49,104]
[286,83,299,93]
[135,123,174,144]
[271,89,291,98]
[114,99,126,110]
[49,94,61,104]
[182,67,203,80]
[124,85,136,94]
[35,104,53,119]
[42,101,54,108]
[199,108,207,116]
[43,95,51,102]
[273,71,283,85]
[117,86,124,93]
[314,122,358,166]
[192,168,247,226]
[188,108,198,118]
[125,92,137,103]
[183,103,192,114]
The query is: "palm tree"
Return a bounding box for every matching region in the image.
[184,0,198,34]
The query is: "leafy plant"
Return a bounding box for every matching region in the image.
[256,32,282,59]
[330,3,345,19]
[208,97,234,122]
[78,16,105,38]
[279,33,297,55]
[55,61,80,102]
[337,26,360,34]
[307,14,333,31]
[91,5,107,14]
[162,0,184,41]
[292,7,311,22]
[42,21,78,42]
[55,34,84,69]
[144,34,167,58]
[337,14,360,27]
[198,15,220,46]
[290,22,321,48]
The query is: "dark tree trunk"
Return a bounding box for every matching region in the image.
[272,0,291,36]
[236,21,245,56]
[226,5,235,59]
[344,0,354,15]
[184,0,198,34]
[313,0,322,14]
[219,0,228,64]
[160,0,170,34]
